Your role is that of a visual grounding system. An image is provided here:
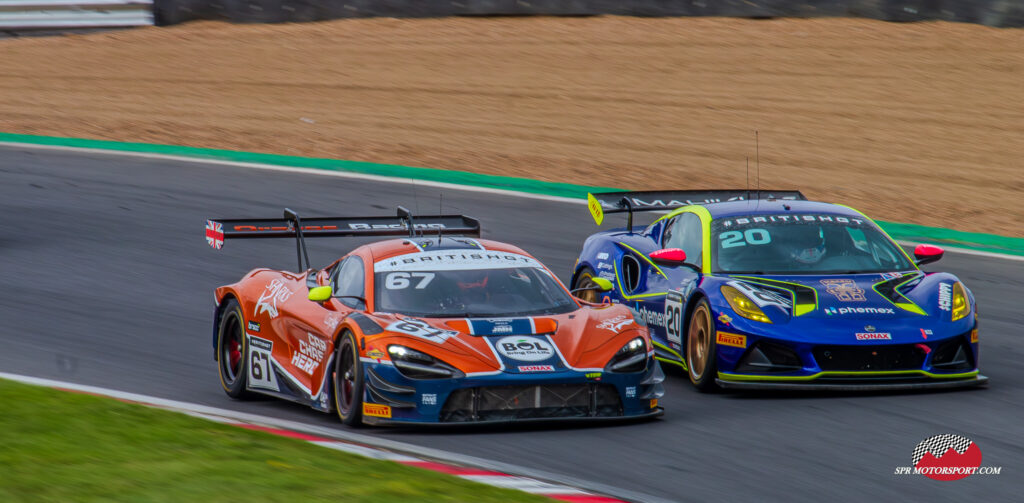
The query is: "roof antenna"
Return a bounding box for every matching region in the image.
[755,130,761,208]
[412,179,421,236]
[745,156,750,201]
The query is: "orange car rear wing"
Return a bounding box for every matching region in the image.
[207,207,481,270]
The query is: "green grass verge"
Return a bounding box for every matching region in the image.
[0,379,549,503]
[1,132,1020,256]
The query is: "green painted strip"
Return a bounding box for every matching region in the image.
[0,132,617,200]
[878,220,1024,257]
[2,131,1021,256]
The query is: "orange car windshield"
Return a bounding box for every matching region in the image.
[374,267,577,318]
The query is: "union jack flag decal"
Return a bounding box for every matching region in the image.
[206,220,224,250]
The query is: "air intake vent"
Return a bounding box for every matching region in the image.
[622,254,641,293]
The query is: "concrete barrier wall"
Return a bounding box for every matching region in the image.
[152,0,1024,27]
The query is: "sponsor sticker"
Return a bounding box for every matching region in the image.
[716,332,747,348]
[324,313,342,330]
[386,318,458,343]
[970,329,978,343]
[824,306,896,315]
[720,214,864,228]
[717,313,733,326]
[625,386,636,398]
[374,250,543,272]
[362,403,392,418]
[596,315,634,332]
[366,349,387,361]
[894,434,1001,480]
[920,328,933,340]
[587,193,604,226]
[938,283,952,311]
[636,305,666,328]
[517,365,555,372]
[596,252,609,260]
[820,279,866,302]
[291,333,327,374]
[855,332,892,340]
[495,336,554,361]
[881,272,902,280]
[254,278,294,319]
[421,393,437,405]
[586,372,602,380]
[649,398,658,409]
[246,321,261,332]
[597,262,613,271]
[246,335,278,392]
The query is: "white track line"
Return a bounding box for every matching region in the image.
[3,140,1019,263]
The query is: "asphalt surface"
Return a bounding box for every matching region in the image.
[1,145,1021,502]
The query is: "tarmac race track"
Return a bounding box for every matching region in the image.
[1,145,1021,502]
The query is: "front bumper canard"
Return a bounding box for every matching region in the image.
[716,372,988,391]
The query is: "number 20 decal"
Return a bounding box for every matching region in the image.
[719,229,772,248]
[384,272,435,289]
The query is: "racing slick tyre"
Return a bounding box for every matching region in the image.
[216,298,252,399]
[333,330,365,426]
[571,267,601,303]
[686,298,720,392]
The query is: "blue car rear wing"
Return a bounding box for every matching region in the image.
[587,189,806,231]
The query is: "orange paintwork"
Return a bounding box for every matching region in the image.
[215,238,648,399]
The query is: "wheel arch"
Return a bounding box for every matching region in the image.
[212,292,242,360]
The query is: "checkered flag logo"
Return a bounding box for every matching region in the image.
[913,434,973,466]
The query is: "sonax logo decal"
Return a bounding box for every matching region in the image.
[517,365,555,372]
[716,332,746,348]
[894,434,1001,480]
[855,332,892,340]
[362,403,392,418]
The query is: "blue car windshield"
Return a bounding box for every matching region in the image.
[373,251,577,317]
[711,213,914,274]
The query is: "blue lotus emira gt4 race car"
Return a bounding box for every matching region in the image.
[572,190,987,391]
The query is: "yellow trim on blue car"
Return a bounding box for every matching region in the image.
[717,369,979,382]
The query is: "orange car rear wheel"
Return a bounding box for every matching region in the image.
[216,298,251,398]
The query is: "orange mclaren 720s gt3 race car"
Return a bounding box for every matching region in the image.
[206,207,665,426]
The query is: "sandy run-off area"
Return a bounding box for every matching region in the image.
[1,17,1021,236]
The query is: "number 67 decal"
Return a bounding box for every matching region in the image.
[385,272,435,289]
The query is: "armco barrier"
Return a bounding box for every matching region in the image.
[0,0,153,30]
[151,0,1024,27]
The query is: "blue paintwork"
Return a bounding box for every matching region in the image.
[572,201,980,385]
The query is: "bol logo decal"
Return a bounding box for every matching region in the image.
[895,434,1000,479]
[496,336,553,362]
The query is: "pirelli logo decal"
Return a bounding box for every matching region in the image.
[362,403,392,418]
[716,331,747,348]
[971,329,978,343]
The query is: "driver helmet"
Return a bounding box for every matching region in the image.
[456,269,490,290]
[791,225,826,264]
